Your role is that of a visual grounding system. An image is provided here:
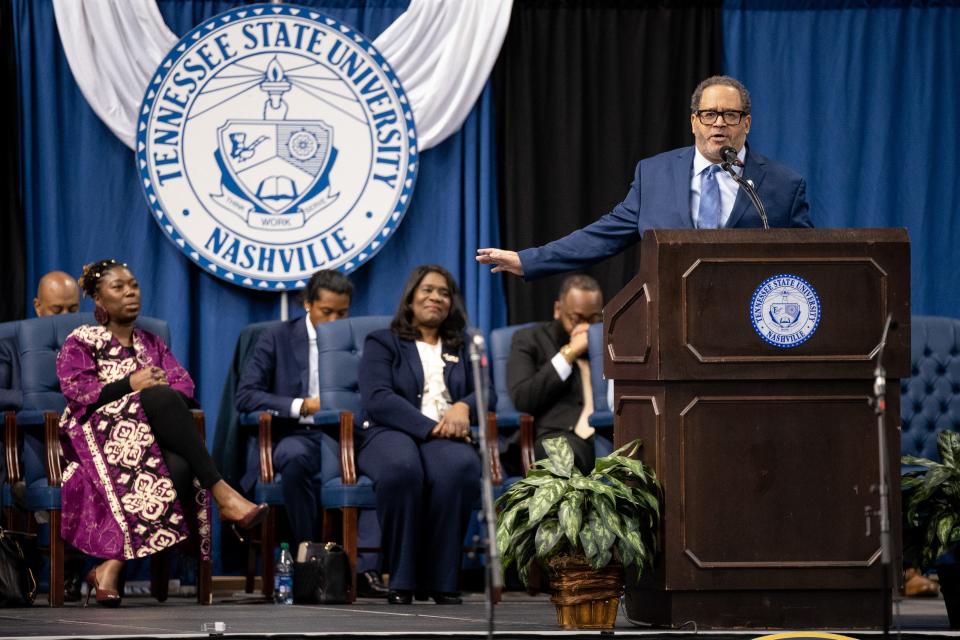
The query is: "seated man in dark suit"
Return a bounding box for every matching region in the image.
[236,270,387,597]
[507,275,604,475]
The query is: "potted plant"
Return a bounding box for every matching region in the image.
[496,437,661,629]
[902,430,960,629]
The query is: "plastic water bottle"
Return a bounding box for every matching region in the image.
[274,542,294,604]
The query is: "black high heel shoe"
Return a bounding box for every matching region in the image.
[222,502,269,542]
[387,589,413,605]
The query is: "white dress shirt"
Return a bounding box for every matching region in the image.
[689,146,745,229]
[289,315,319,424]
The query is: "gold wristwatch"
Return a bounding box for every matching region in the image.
[560,344,576,364]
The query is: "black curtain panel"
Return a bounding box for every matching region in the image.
[493,0,722,323]
[0,0,25,321]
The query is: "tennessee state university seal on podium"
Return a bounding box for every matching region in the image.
[137,4,417,290]
[750,274,821,348]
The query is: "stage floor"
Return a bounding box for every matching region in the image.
[0,592,953,639]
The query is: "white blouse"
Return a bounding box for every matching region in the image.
[416,339,451,421]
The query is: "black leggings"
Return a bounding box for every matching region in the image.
[139,386,221,496]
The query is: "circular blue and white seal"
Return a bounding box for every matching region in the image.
[750,274,821,348]
[137,4,417,290]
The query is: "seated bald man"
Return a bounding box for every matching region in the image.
[1,270,82,598]
[2,271,80,412]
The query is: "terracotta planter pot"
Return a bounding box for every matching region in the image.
[548,556,624,630]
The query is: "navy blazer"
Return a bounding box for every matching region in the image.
[518,145,813,280]
[0,336,21,411]
[357,329,496,447]
[236,316,312,418]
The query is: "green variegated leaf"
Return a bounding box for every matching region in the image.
[937,513,956,547]
[497,499,528,534]
[592,545,612,570]
[938,431,959,468]
[593,494,625,539]
[579,523,599,562]
[569,476,616,501]
[901,455,938,469]
[558,491,584,546]
[519,474,558,487]
[535,520,564,557]
[590,510,615,553]
[618,538,634,569]
[528,479,566,524]
[608,438,642,459]
[542,436,575,478]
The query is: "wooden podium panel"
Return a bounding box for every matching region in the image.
[607,229,909,628]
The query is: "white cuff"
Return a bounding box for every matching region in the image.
[290,398,303,419]
[551,352,573,381]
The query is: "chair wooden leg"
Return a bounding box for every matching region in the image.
[261,507,275,599]
[244,534,256,594]
[198,554,212,605]
[321,508,334,542]
[150,551,170,602]
[342,507,358,603]
[48,510,64,607]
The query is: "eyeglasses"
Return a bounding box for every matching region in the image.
[694,110,748,125]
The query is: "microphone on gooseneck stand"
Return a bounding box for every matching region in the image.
[468,331,502,639]
[718,145,769,230]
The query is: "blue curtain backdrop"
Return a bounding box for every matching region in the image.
[13,0,506,572]
[14,0,506,438]
[723,0,960,317]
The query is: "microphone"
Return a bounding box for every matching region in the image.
[716,145,769,230]
[719,146,744,167]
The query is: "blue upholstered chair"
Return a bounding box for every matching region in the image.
[587,323,614,459]
[239,316,389,601]
[314,316,390,600]
[12,312,210,606]
[901,315,960,464]
[1,320,21,528]
[489,323,537,474]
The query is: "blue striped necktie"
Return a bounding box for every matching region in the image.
[698,164,723,229]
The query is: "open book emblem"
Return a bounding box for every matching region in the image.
[214,119,339,230]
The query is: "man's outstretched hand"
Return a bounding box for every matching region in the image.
[476,248,523,276]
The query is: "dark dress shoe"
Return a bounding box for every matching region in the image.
[431,592,462,605]
[356,570,389,598]
[387,590,413,605]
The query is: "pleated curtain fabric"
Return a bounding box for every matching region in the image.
[493,0,722,323]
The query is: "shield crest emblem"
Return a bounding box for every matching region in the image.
[217,120,334,215]
[769,301,801,328]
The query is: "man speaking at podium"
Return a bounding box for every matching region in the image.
[477,75,812,279]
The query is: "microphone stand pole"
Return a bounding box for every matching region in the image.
[470,334,502,640]
[720,161,770,229]
[872,313,895,637]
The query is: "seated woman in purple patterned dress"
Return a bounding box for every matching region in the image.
[56,259,267,606]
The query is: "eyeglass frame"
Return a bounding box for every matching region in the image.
[693,109,748,125]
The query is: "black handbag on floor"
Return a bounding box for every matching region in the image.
[0,527,39,607]
[293,542,352,604]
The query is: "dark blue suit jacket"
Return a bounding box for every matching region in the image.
[236,316,311,418]
[518,145,813,280]
[0,336,21,411]
[357,329,495,448]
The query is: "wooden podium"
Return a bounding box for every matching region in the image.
[605,228,910,628]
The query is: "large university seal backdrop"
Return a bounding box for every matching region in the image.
[138,4,418,290]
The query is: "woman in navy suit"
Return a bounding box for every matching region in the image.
[357,265,492,604]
